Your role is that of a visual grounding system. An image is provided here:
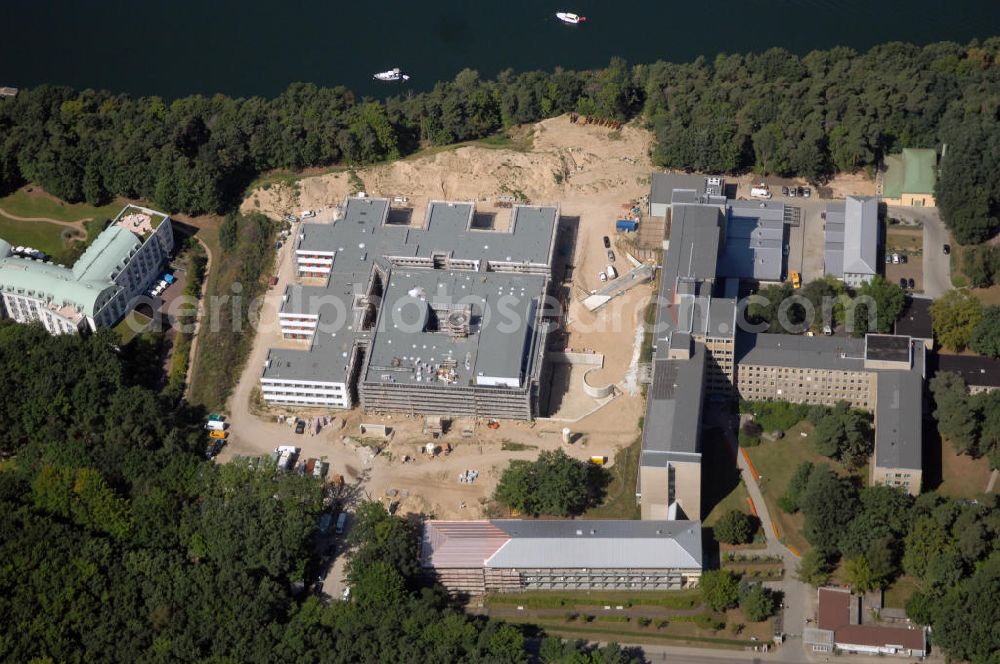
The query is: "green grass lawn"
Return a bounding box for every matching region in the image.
[884,575,920,609]
[745,420,861,554]
[583,434,641,520]
[485,589,700,610]
[114,311,153,345]
[0,214,75,257]
[0,187,123,223]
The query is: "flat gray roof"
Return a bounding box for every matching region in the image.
[421,519,703,570]
[738,333,868,371]
[641,339,706,466]
[269,197,558,388]
[874,342,924,470]
[650,173,710,206]
[363,269,546,387]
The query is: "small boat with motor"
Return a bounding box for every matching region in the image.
[373,68,410,82]
[556,12,586,24]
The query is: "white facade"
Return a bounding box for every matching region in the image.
[259,376,350,408]
[0,292,84,334]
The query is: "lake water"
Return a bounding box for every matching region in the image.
[2,0,999,99]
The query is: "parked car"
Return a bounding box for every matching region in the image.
[787,187,796,198]
[295,420,306,434]
[885,254,892,264]
[943,244,951,255]
[899,278,908,288]
[899,254,908,264]
[598,271,607,283]
[209,430,227,440]
[602,235,611,249]
[892,253,900,264]
[781,186,789,196]
[607,249,615,262]
[802,187,811,198]
[908,278,916,289]
[208,413,225,422]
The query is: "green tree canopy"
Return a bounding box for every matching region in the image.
[494,449,608,517]
[931,290,983,352]
[713,510,756,545]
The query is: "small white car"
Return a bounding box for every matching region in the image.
[892,253,900,264]
[598,271,607,283]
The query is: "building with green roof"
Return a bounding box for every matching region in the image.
[882,148,938,207]
[0,205,173,334]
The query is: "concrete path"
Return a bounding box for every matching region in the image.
[987,469,998,494]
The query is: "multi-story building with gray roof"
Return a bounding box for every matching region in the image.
[640,174,925,523]
[0,205,173,335]
[259,196,558,420]
[421,519,703,594]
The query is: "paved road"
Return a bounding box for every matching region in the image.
[891,206,952,298]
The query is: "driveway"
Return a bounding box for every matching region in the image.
[887,206,951,298]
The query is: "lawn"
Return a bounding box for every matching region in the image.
[0,214,74,257]
[0,187,123,224]
[937,437,995,498]
[114,311,153,345]
[744,420,861,555]
[701,427,755,529]
[485,590,700,610]
[884,226,923,254]
[884,575,920,609]
[583,434,641,520]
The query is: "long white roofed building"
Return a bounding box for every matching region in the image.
[0,205,173,334]
[421,519,703,594]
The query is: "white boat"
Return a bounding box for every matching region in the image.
[556,12,586,24]
[373,68,410,82]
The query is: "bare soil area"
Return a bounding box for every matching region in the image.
[226,115,657,519]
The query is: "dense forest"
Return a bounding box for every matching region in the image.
[0,322,640,663]
[0,39,997,241]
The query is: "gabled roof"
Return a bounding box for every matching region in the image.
[421,520,703,570]
[842,196,878,276]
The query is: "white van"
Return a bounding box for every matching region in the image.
[205,420,225,431]
[335,512,348,535]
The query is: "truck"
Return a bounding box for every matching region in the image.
[605,264,618,280]
[750,185,772,199]
[209,430,227,440]
[335,512,348,534]
[276,445,299,471]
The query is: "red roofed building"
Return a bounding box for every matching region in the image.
[804,587,927,658]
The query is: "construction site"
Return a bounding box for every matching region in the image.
[224,115,666,519]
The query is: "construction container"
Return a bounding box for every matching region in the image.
[616,219,639,232]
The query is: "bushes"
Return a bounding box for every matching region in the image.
[494,449,609,516]
[714,510,757,545]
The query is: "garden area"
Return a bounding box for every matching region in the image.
[739,400,869,555]
[0,187,126,264]
[484,583,776,651]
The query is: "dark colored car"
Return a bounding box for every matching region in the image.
[943,244,951,255]
[607,250,615,262]
[908,278,915,289]
[295,420,306,434]
[899,278,908,289]
[602,236,611,249]
[899,254,907,264]
[781,186,789,196]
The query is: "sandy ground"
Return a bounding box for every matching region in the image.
[223,116,655,519]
